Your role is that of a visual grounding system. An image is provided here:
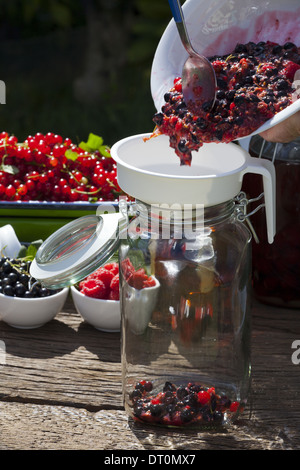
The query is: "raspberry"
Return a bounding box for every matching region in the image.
[128,268,148,290]
[80,279,108,299]
[104,262,119,275]
[110,273,119,292]
[143,277,156,288]
[108,289,119,300]
[79,263,121,301]
[91,267,114,288]
[121,258,135,280]
[283,61,300,80]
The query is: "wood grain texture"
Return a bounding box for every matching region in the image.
[0,294,299,450]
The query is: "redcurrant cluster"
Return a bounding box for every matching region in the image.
[0,131,125,202]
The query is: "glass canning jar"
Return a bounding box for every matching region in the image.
[243,135,300,308]
[119,198,252,428]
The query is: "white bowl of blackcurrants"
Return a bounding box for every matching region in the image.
[0,256,69,329]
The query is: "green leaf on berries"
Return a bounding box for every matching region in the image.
[65,149,78,161]
[26,244,38,260]
[17,239,43,261]
[78,133,111,158]
[99,145,111,157]
[79,133,104,152]
[86,133,104,150]
[1,163,19,175]
[78,141,90,152]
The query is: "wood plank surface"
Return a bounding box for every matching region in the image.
[0,293,299,450]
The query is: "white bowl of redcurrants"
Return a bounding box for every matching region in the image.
[0,256,69,329]
[71,261,121,332]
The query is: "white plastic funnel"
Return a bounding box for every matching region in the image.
[111,133,276,243]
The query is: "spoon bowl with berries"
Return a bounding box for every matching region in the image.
[168,0,216,113]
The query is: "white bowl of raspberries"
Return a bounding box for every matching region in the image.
[70,261,121,332]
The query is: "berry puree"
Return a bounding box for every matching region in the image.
[152,41,300,165]
[130,380,242,427]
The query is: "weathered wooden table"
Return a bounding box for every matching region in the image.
[0,293,299,451]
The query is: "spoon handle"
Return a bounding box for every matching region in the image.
[168,0,195,56]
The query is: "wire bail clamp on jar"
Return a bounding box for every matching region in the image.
[234,191,266,244]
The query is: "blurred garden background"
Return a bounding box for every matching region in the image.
[0,0,171,146]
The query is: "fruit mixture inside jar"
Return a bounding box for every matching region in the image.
[129,380,242,427]
[152,41,300,165]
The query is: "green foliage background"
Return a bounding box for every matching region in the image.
[0,0,171,145]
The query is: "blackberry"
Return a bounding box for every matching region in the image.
[191,133,199,144]
[253,45,265,56]
[234,43,248,53]
[183,392,198,407]
[176,385,188,400]
[175,101,187,114]
[188,384,202,393]
[180,407,194,423]
[129,389,142,401]
[163,381,176,392]
[165,403,175,416]
[243,75,253,85]
[217,77,228,90]
[195,117,207,129]
[202,100,214,112]
[284,42,297,51]
[153,112,164,126]
[177,139,188,154]
[276,79,289,91]
[163,390,175,405]
[150,403,164,417]
[213,411,223,423]
[216,89,226,99]
[134,405,144,418]
[272,44,283,54]
[234,116,244,125]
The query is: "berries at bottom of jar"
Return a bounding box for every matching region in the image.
[129,380,243,427]
[0,256,59,298]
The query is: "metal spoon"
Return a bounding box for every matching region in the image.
[168,0,216,113]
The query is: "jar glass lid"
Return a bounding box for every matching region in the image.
[30,212,125,289]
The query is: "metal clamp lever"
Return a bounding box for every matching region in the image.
[234,191,265,243]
